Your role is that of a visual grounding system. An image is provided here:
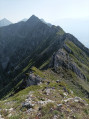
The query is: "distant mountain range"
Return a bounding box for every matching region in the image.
[0,17,51,26]
[19,18,52,27]
[0,18,12,27]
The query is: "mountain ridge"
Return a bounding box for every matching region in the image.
[0,15,89,119]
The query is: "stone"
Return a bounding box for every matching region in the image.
[22,101,34,109]
[45,88,51,95]
[53,115,58,119]
[57,104,62,107]
[0,114,4,119]
[26,108,33,113]
[26,73,44,87]
[38,99,54,106]
[70,90,73,94]
[8,113,12,117]
[63,92,68,96]
[9,108,13,112]
[62,97,88,106]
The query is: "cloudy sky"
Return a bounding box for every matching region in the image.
[0,0,89,47]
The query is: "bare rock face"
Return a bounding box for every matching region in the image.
[50,46,86,80]
[26,73,44,87]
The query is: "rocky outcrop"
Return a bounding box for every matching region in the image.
[63,44,72,53]
[64,33,89,56]
[50,47,86,80]
[22,91,54,110]
[62,97,88,106]
[26,73,45,87]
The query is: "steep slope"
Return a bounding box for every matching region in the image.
[40,18,52,27]
[0,67,89,119]
[0,15,65,97]
[0,15,63,71]
[0,15,89,119]
[0,15,89,99]
[0,18,12,27]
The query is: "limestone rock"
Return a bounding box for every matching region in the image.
[22,101,34,109]
[26,73,44,87]
[50,48,86,80]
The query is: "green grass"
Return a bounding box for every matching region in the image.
[31,67,46,78]
[65,40,89,66]
[0,67,89,119]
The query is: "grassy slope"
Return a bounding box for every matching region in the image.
[0,67,89,119]
[1,35,89,100]
[0,28,65,99]
[64,40,89,95]
[0,32,89,118]
[65,40,89,78]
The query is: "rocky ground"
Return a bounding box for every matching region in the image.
[0,88,89,119]
[0,68,89,119]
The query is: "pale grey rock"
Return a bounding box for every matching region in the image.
[62,97,88,105]
[44,88,51,95]
[53,115,58,119]
[8,113,12,117]
[26,108,33,113]
[26,73,44,87]
[22,101,34,108]
[56,80,61,83]
[51,48,86,80]
[38,99,54,106]
[0,114,4,119]
[57,104,62,107]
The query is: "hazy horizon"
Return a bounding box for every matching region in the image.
[0,0,89,48]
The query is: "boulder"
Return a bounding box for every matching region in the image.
[26,73,44,87]
[22,101,34,109]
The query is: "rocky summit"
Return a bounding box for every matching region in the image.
[0,15,89,119]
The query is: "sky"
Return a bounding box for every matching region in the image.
[0,0,89,47]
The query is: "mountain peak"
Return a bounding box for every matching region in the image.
[27,15,52,27]
[26,15,41,26]
[27,15,39,21]
[1,18,11,22]
[0,18,12,27]
[2,18,7,21]
[30,15,37,18]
